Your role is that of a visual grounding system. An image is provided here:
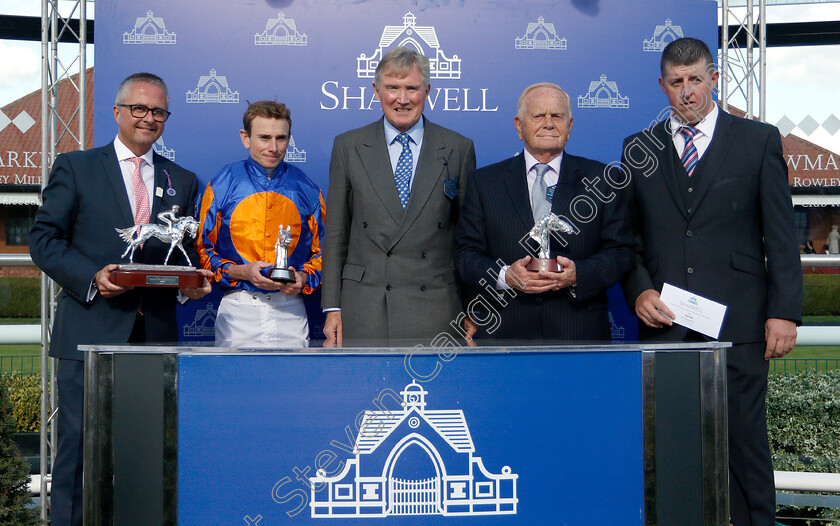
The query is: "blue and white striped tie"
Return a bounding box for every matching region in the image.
[679,126,699,177]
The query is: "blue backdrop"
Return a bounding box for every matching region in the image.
[177,351,643,524]
[94,0,717,341]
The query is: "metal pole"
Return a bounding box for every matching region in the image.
[746,0,754,119]
[759,0,767,122]
[721,0,729,112]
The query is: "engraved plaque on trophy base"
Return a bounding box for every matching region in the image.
[525,258,563,273]
[111,265,204,288]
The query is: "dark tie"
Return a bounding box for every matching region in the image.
[394,133,413,209]
[531,163,551,221]
[679,126,699,177]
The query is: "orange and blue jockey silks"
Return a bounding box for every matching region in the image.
[196,158,326,294]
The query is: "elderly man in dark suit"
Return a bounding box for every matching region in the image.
[29,72,210,526]
[621,38,801,525]
[454,82,633,340]
[321,47,476,343]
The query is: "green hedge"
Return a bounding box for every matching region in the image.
[0,278,40,319]
[802,275,840,317]
[0,374,40,433]
[768,370,840,522]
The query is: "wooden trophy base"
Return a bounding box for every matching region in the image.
[525,258,562,273]
[111,265,204,288]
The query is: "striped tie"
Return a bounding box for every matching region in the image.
[679,126,699,177]
[394,133,413,209]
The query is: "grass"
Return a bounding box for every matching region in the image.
[0,345,41,374]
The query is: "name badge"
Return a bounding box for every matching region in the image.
[443,177,458,199]
[546,184,556,203]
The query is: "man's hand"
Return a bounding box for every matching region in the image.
[634,288,675,328]
[536,256,577,291]
[505,256,557,294]
[228,261,284,290]
[765,318,797,360]
[278,268,306,296]
[180,269,213,301]
[464,314,478,342]
[323,311,343,344]
[95,264,132,298]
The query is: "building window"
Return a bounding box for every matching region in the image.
[5,205,38,246]
[793,208,809,245]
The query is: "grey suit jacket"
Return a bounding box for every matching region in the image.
[29,143,199,360]
[322,117,476,340]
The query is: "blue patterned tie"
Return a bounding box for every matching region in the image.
[394,133,413,209]
[679,126,699,177]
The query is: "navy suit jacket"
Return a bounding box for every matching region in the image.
[29,143,199,360]
[621,109,802,343]
[454,152,633,340]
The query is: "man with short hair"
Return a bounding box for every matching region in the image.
[621,38,802,525]
[29,72,211,526]
[321,47,476,342]
[454,82,633,339]
[197,100,326,345]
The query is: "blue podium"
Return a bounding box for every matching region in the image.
[82,342,729,525]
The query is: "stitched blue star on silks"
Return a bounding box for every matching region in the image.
[394,133,413,209]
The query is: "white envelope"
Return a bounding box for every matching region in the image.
[659,283,728,339]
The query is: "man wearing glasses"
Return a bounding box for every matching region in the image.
[29,72,211,526]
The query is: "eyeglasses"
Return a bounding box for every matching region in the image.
[116,104,171,122]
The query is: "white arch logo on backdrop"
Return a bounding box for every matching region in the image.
[357,12,462,80]
[577,74,630,109]
[153,138,175,161]
[285,136,306,163]
[309,381,518,518]
[643,19,684,52]
[123,10,176,45]
[186,70,240,104]
[514,16,567,50]
[254,12,308,46]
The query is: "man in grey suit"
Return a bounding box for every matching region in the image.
[322,47,476,343]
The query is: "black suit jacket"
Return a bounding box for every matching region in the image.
[29,143,199,360]
[454,152,633,340]
[621,109,802,343]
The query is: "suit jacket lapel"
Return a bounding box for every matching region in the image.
[357,119,404,225]
[101,144,134,227]
[690,109,736,211]
[502,154,536,233]
[654,120,688,220]
[551,153,580,217]
[394,122,447,239]
[150,153,166,218]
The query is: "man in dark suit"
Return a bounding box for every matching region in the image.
[321,47,476,343]
[621,38,801,525]
[454,82,633,340]
[29,72,211,526]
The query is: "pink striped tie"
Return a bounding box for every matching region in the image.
[130,157,150,224]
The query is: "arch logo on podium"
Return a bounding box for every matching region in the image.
[309,381,518,517]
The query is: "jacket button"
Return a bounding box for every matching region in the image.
[437,222,443,229]
[386,285,392,291]
[420,252,426,259]
[363,222,368,228]
[686,230,693,237]
[687,208,693,214]
[386,251,392,257]
[687,267,694,274]
[420,285,426,292]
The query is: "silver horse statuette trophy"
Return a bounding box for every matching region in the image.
[525,212,576,272]
[111,205,204,287]
[267,225,296,283]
